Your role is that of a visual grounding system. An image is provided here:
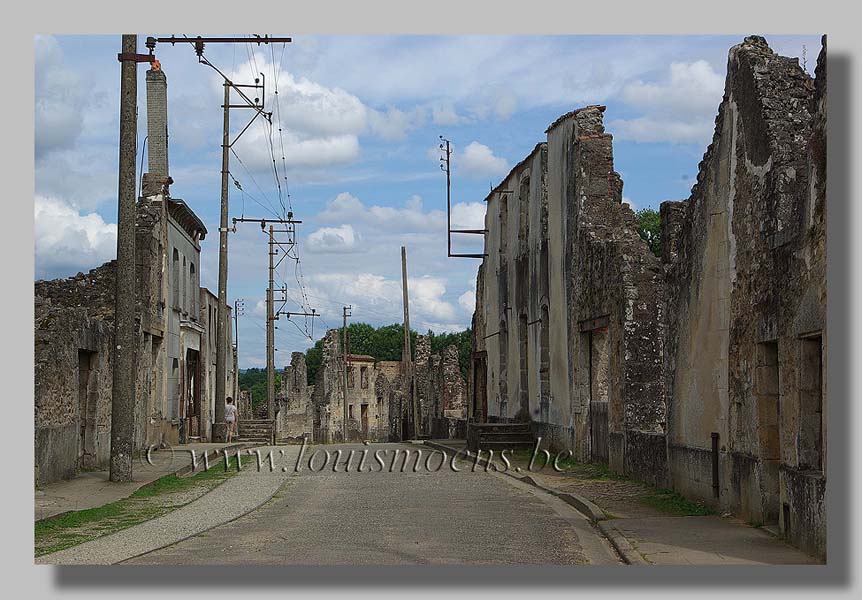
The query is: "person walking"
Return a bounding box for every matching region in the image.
[225,397,238,443]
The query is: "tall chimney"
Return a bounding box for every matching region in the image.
[146,67,169,179]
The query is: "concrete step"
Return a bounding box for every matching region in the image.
[475,440,537,452]
[478,434,535,444]
[471,423,532,434]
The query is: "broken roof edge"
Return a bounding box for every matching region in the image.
[483,142,547,203]
[545,104,606,134]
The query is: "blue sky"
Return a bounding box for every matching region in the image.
[34,34,820,368]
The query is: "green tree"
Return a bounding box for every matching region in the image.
[303,322,471,384]
[238,368,281,413]
[636,208,662,257]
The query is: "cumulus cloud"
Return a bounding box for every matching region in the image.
[621,60,724,116]
[306,224,359,253]
[306,271,457,327]
[317,192,447,232]
[430,100,469,126]
[458,290,476,313]
[609,117,714,144]
[609,60,725,145]
[34,196,117,280]
[451,201,486,229]
[459,142,509,179]
[35,35,89,160]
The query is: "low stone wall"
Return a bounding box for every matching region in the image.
[35,425,78,486]
[623,430,668,488]
[782,467,826,559]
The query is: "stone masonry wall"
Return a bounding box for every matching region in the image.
[662,36,825,558]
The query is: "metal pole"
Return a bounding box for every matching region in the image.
[109,34,138,482]
[267,225,276,420]
[445,139,451,257]
[213,81,231,442]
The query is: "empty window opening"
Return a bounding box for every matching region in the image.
[77,350,98,468]
[189,263,196,318]
[172,249,180,307]
[518,173,530,257]
[587,327,610,463]
[499,195,509,256]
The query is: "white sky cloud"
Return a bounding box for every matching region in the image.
[307,224,359,253]
[35,35,89,160]
[459,141,509,179]
[609,60,725,144]
[458,290,476,313]
[34,196,117,280]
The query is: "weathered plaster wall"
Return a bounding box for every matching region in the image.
[663,36,825,558]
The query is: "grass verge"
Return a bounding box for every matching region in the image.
[639,489,716,517]
[35,463,241,557]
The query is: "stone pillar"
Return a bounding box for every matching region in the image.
[146,68,169,179]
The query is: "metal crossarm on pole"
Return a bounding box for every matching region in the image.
[439,136,488,259]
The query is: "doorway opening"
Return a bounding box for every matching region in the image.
[77,350,98,469]
[756,340,781,523]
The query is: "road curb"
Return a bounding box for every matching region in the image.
[597,521,649,565]
[421,440,605,524]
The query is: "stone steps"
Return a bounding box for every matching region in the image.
[237,419,274,444]
[475,440,537,452]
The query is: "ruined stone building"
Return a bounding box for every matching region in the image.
[468,36,826,557]
[415,336,467,439]
[661,36,826,557]
[35,66,234,485]
[470,106,665,484]
[276,352,314,443]
[280,328,465,444]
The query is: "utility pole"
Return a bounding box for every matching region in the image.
[110,34,153,482]
[439,135,487,259]
[213,80,232,442]
[230,216,304,423]
[401,246,419,438]
[342,305,352,442]
[233,298,244,403]
[266,225,276,420]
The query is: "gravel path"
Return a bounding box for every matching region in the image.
[36,446,298,565]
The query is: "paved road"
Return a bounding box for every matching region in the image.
[126,443,620,565]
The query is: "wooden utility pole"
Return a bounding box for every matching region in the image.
[109,34,144,482]
[342,305,352,442]
[267,225,276,420]
[401,246,419,438]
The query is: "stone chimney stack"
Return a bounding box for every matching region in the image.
[146,67,169,179]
